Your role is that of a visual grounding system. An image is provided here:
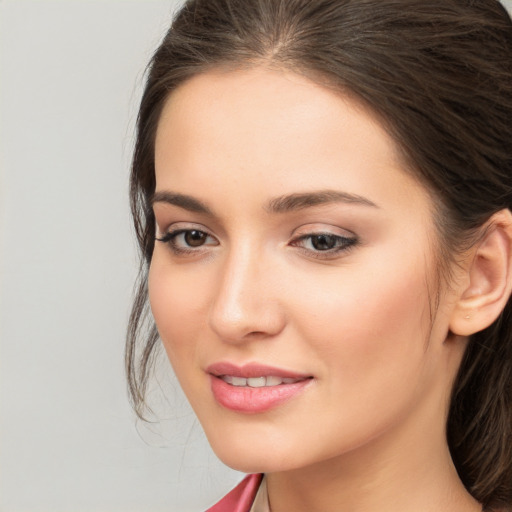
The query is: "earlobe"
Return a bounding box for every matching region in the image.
[450,209,512,337]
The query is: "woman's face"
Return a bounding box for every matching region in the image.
[149,67,463,473]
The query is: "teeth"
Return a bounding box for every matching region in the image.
[247,377,266,387]
[221,375,303,387]
[231,376,247,387]
[265,376,283,386]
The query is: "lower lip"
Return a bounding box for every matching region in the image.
[210,376,311,414]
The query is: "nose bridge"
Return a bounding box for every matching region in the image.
[208,239,284,342]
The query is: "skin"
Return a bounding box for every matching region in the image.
[149,67,484,512]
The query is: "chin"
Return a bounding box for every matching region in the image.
[203,424,318,474]
[207,436,275,473]
[214,449,296,474]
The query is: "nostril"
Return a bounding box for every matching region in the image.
[208,309,286,344]
[208,258,286,342]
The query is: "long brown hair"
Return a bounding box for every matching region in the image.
[126,1,512,509]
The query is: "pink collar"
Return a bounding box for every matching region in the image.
[206,474,263,512]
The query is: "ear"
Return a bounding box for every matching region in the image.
[450,209,512,337]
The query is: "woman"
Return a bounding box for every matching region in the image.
[126,1,512,511]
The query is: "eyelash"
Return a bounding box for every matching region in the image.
[155,229,218,255]
[155,229,358,259]
[290,233,358,259]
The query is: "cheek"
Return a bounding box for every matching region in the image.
[289,255,434,392]
[148,255,210,365]
[274,260,438,459]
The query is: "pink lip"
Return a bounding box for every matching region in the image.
[206,362,313,414]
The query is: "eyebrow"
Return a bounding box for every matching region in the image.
[151,189,378,215]
[151,191,212,214]
[266,190,378,213]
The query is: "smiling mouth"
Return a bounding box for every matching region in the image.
[210,373,313,413]
[220,375,309,387]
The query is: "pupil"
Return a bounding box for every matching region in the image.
[185,230,206,247]
[312,234,335,251]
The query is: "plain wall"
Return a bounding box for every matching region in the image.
[1,1,512,511]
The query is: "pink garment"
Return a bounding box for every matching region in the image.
[205,474,263,512]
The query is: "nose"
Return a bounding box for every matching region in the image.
[208,245,286,344]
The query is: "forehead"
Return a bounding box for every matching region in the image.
[156,66,398,158]
[154,66,431,217]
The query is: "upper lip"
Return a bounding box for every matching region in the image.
[206,362,311,379]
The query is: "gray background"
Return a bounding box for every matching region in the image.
[1,1,511,511]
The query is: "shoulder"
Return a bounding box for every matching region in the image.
[205,474,264,512]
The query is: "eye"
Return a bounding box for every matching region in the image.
[180,230,208,247]
[306,234,342,251]
[156,228,218,254]
[291,231,358,258]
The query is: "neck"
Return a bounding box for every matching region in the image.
[266,398,481,512]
